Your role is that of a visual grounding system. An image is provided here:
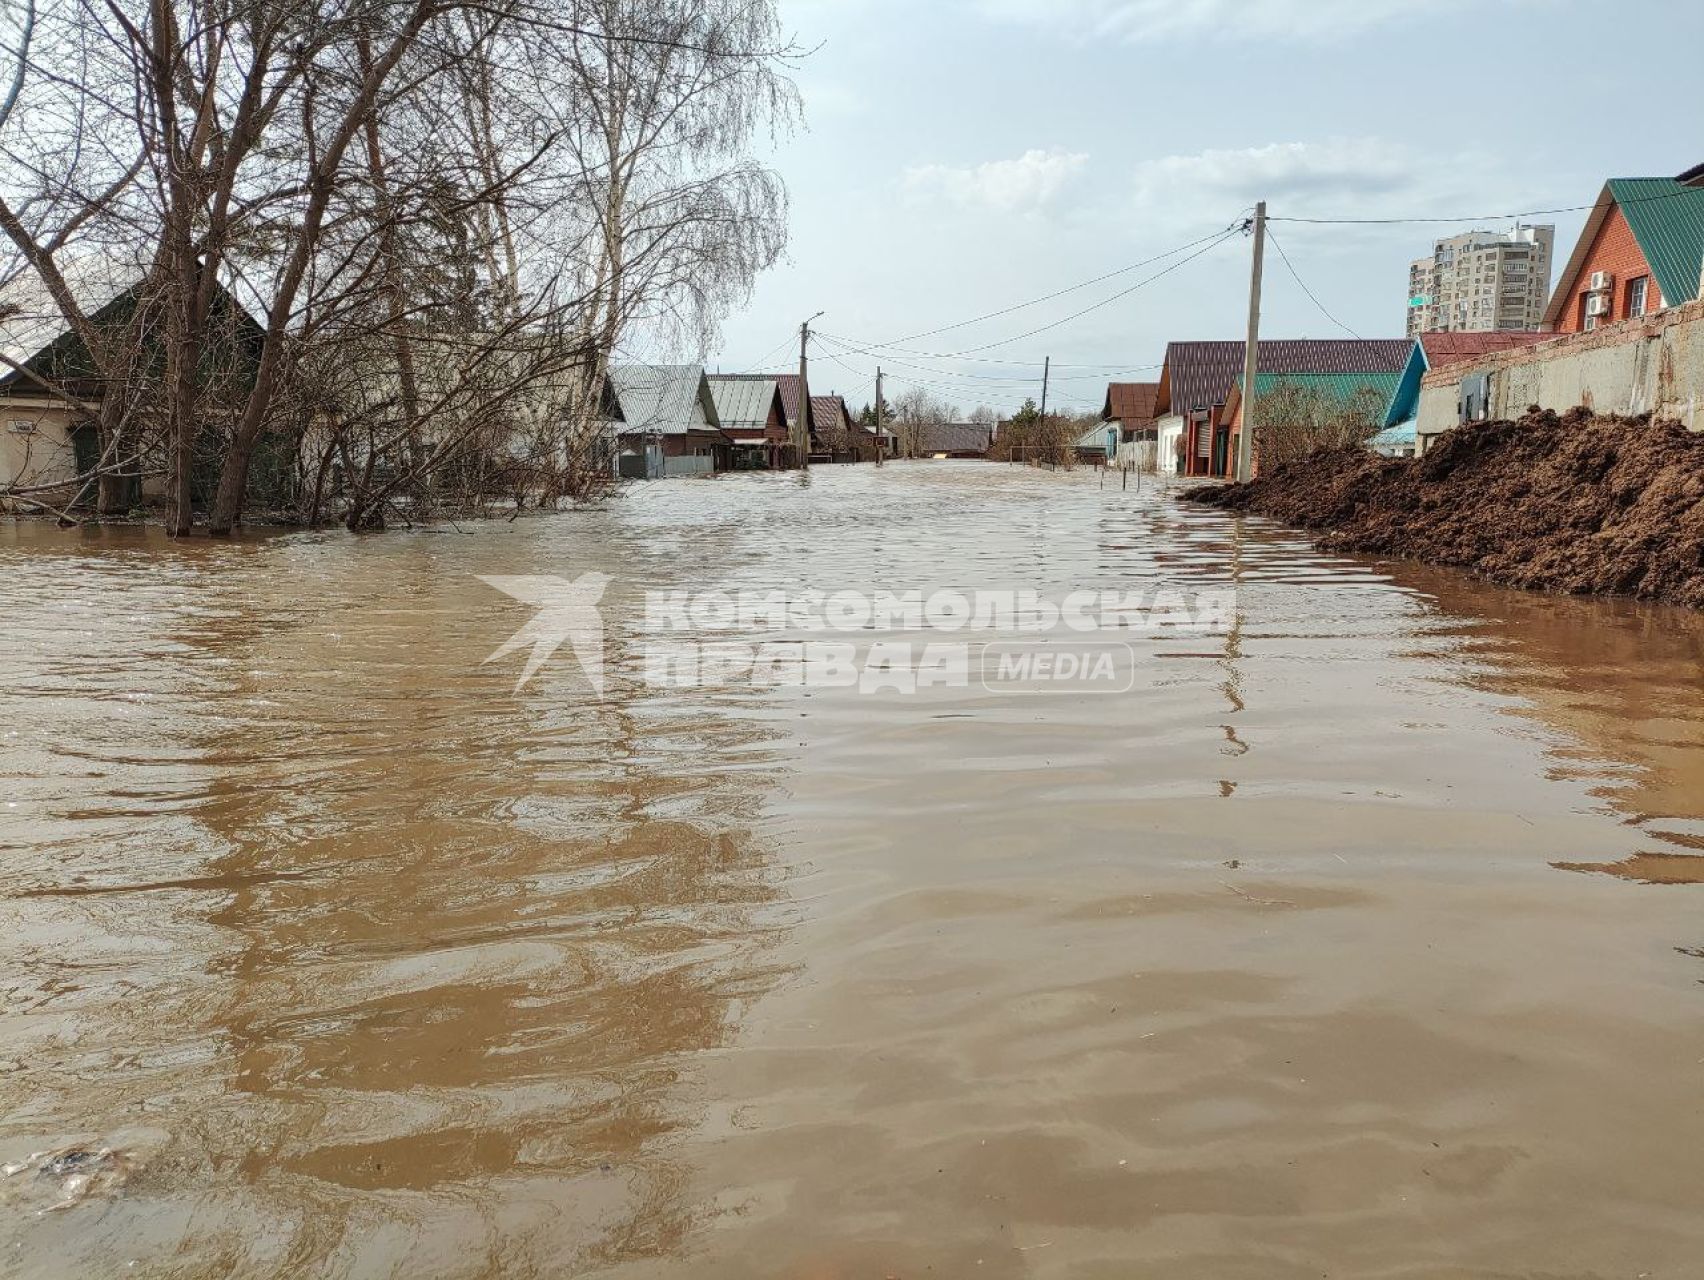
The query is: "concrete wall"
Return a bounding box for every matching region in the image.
[1416,298,1704,449]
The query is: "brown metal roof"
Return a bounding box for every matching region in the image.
[1157,339,1412,417]
[809,394,853,433]
[1418,331,1555,368]
[1102,381,1160,425]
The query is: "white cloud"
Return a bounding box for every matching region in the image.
[1135,139,1413,211]
[978,0,1529,43]
[903,148,1090,212]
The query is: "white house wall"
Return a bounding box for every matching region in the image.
[0,403,79,503]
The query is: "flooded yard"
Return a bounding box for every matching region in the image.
[4,461,1704,1278]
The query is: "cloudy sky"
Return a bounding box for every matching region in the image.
[706,0,1703,417]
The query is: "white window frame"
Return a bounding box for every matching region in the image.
[1626,276,1649,318]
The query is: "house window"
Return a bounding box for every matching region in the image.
[1626,276,1649,318]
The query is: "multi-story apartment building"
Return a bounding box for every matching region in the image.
[1405,224,1555,336]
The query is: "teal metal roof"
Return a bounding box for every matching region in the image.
[1236,370,1403,405]
[1371,420,1417,449]
[1608,177,1704,308]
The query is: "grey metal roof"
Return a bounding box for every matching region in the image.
[1073,422,1117,450]
[918,422,991,454]
[707,376,779,430]
[608,363,722,436]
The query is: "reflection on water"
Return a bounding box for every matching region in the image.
[4,462,1704,1278]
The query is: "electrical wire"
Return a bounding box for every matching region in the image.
[810,342,1161,372]
[811,334,1107,387]
[1269,182,1703,226]
[1264,224,1362,340]
[720,333,799,377]
[845,221,1247,348]
[820,225,1243,364]
[813,331,1161,374]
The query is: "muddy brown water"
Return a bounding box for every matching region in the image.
[4,462,1704,1279]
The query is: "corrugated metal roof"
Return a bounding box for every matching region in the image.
[608,364,720,436]
[809,394,852,432]
[1235,371,1404,402]
[1418,331,1554,365]
[1607,177,1704,309]
[918,423,992,455]
[1159,339,1411,417]
[1370,421,1417,450]
[707,376,780,430]
[717,371,801,425]
[1102,381,1160,425]
[1225,371,1403,427]
[1073,422,1118,451]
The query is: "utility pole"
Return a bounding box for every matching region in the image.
[795,317,820,470]
[1236,201,1266,483]
[874,366,885,467]
[1037,356,1051,461]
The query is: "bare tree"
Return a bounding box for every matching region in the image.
[891,387,956,459]
[0,0,800,531]
[1253,379,1387,472]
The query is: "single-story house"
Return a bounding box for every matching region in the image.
[0,267,264,510]
[1073,420,1120,463]
[606,364,732,479]
[809,394,874,463]
[708,375,791,470]
[915,422,992,458]
[1103,381,1161,469]
[1542,170,1704,335]
[1221,371,1403,468]
[1155,339,1412,478]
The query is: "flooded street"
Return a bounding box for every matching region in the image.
[5,461,1704,1278]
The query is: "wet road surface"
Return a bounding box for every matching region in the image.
[4,462,1704,1278]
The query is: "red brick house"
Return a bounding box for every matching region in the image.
[1542,173,1704,334]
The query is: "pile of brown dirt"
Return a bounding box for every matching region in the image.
[1182,408,1704,607]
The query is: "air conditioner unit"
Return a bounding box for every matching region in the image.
[1585,293,1612,317]
[1588,270,1615,292]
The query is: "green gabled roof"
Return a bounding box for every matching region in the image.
[1235,370,1403,404]
[1607,177,1704,308]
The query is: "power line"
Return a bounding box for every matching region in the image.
[1264,224,1362,340]
[723,333,800,376]
[822,225,1242,365]
[814,331,1160,374]
[814,345,1033,406]
[816,341,1160,371]
[1268,182,1704,226]
[924,227,1245,357]
[812,334,1092,387]
[869,221,1250,347]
